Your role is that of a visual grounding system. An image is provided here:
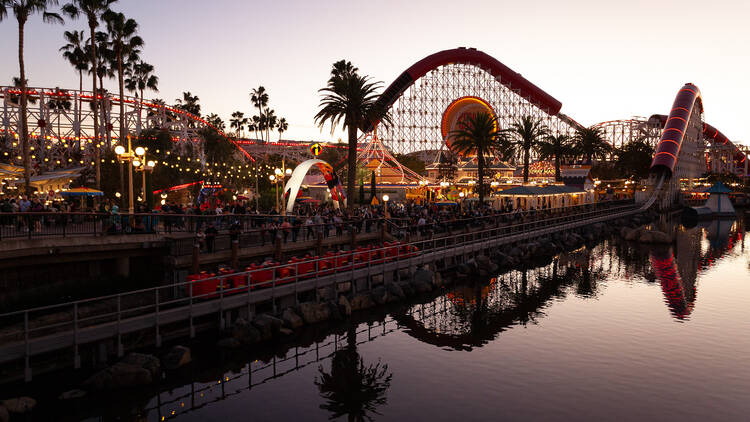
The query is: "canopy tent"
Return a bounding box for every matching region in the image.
[494,184,593,211]
[61,187,103,197]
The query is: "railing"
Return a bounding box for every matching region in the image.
[0,199,641,374]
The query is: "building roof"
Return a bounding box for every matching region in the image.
[496,185,587,196]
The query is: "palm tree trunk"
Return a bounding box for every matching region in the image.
[347,125,357,210]
[478,153,484,206]
[117,50,125,143]
[18,19,31,196]
[88,22,101,190]
[523,146,530,183]
[78,69,83,138]
[554,155,561,181]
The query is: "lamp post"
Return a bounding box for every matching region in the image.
[114,135,137,215]
[459,191,465,213]
[382,194,390,219]
[134,150,156,210]
[269,174,278,212]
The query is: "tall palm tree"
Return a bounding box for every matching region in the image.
[103,10,142,145]
[62,0,118,189]
[448,112,511,206]
[229,111,247,137]
[574,126,611,164]
[538,133,572,182]
[205,113,224,131]
[277,117,288,141]
[508,116,550,183]
[250,86,268,141]
[1,0,64,195]
[263,108,278,139]
[315,65,390,210]
[60,29,88,116]
[124,60,157,135]
[175,91,200,116]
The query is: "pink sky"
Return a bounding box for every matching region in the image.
[1,0,748,145]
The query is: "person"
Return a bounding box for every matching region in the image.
[304,215,314,240]
[196,228,206,251]
[205,223,218,253]
[280,218,292,243]
[229,219,241,242]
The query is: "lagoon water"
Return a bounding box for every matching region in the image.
[30,217,750,421]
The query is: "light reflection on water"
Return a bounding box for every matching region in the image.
[38,217,750,421]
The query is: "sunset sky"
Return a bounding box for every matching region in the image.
[1,0,748,144]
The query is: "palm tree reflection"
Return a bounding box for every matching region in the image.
[315,326,393,421]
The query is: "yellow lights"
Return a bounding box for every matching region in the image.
[135,146,145,156]
[147,160,156,168]
[382,194,389,202]
[274,168,283,176]
[285,168,292,176]
[114,145,125,155]
[269,175,276,181]
[133,159,141,167]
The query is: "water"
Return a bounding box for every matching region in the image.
[24,217,750,421]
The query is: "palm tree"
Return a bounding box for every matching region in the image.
[448,112,511,206]
[538,133,572,182]
[103,10,142,145]
[263,108,278,140]
[229,111,247,137]
[508,116,550,183]
[277,117,288,141]
[124,60,157,134]
[205,113,224,131]
[175,91,200,116]
[1,0,64,195]
[60,29,88,117]
[62,0,119,189]
[315,63,390,210]
[250,86,268,141]
[574,126,611,164]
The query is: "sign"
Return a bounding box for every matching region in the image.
[310,143,323,156]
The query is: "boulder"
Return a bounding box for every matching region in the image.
[298,302,330,324]
[58,389,87,400]
[625,227,642,241]
[649,230,672,244]
[253,314,283,339]
[282,308,304,329]
[84,362,152,391]
[371,286,389,305]
[162,346,192,370]
[317,286,336,302]
[338,296,352,316]
[385,282,405,299]
[475,255,491,268]
[217,337,241,349]
[232,318,261,344]
[398,281,415,297]
[121,353,160,378]
[413,280,432,294]
[279,327,294,336]
[414,268,434,285]
[350,294,375,311]
[2,397,36,414]
[508,246,523,258]
[327,301,343,321]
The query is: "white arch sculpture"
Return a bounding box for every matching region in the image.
[283,159,346,213]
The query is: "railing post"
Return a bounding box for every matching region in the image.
[73,302,80,369]
[189,280,195,338]
[219,277,225,330]
[24,311,31,382]
[155,289,161,347]
[117,295,123,357]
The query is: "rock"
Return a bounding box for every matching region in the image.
[318,286,336,301]
[2,397,36,414]
[413,280,432,294]
[649,230,672,244]
[398,281,415,297]
[84,362,152,390]
[162,346,191,370]
[338,296,352,316]
[58,389,87,400]
[279,327,294,336]
[233,318,262,344]
[298,302,330,324]
[350,294,375,311]
[217,337,241,349]
[282,308,304,329]
[414,268,434,285]
[386,282,405,299]
[253,314,283,339]
[456,263,471,276]
[475,255,491,268]
[508,247,523,258]
[0,405,7,422]
[327,301,343,321]
[625,227,642,241]
[371,286,389,305]
[121,353,160,378]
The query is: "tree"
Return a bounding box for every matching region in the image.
[205,113,224,131]
[508,116,549,184]
[60,29,88,114]
[615,140,653,181]
[124,60,157,132]
[1,0,64,195]
[315,63,391,210]
[448,112,511,206]
[370,170,376,202]
[250,86,268,141]
[574,126,611,164]
[229,111,247,137]
[394,153,425,175]
[538,133,572,181]
[277,117,288,141]
[62,0,119,189]
[175,91,200,116]
[102,10,142,145]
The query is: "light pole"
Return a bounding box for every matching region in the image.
[114,135,137,215]
[134,150,156,209]
[459,191,465,213]
[382,194,390,219]
[269,174,278,212]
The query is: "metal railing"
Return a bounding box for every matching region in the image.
[0,199,643,380]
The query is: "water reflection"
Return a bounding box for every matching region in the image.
[28,217,749,420]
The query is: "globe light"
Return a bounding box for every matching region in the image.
[133,159,141,167]
[115,192,121,198]
[274,168,283,176]
[285,168,292,176]
[160,199,166,205]
[135,146,145,156]
[114,145,125,155]
[269,175,276,181]
[161,193,168,199]
[382,194,389,202]
[147,160,156,168]
[459,192,465,198]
